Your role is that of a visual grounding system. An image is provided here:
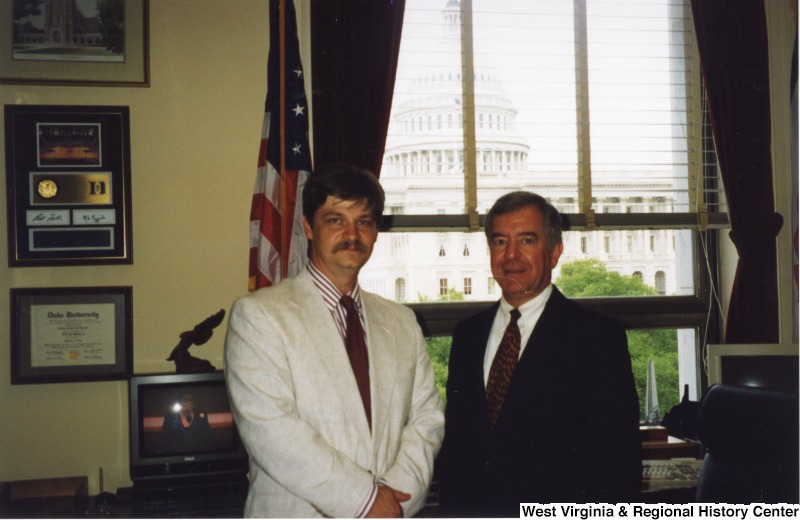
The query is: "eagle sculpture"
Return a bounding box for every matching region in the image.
[166,309,226,373]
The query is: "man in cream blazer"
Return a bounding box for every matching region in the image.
[224,164,444,518]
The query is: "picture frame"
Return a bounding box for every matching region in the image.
[10,286,133,385]
[5,105,133,267]
[0,0,149,87]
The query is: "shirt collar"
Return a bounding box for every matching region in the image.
[307,263,362,312]
[499,283,552,319]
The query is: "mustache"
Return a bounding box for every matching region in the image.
[333,240,368,253]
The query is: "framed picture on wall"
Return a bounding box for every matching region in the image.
[10,286,133,385]
[0,0,149,87]
[4,104,133,267]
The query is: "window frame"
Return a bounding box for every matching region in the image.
[373,0,727,394]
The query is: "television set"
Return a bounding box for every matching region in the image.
[128,371,249,484]
[707,343,799,394]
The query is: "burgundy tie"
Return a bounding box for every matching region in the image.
[340,295,371,429]
[486,308,521,429]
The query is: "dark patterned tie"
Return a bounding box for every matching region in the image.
[340,295,372,429]
[486,308,522,429]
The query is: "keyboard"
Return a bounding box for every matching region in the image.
[642,459,703,490]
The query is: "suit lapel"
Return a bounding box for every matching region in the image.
[293,272,373,445]
[362,294,396,447]
[464,304,499,432]
[516,287,568,367]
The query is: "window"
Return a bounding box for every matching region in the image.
[361,0,727,406]
[464,277,473,295]
[655,271,666,295]
[425,327,697,421]
[396,278,406,302]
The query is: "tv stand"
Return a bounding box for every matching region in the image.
[117,475,247,518]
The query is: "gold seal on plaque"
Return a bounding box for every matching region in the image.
[37,179,58,199]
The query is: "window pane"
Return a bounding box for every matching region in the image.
[424,328,698,422]
[384,0,698,214]
[360,228,695,299]
[372,0,704,310]
[471,0,578,182]
[383,2,465,214]
[426,336,452,402]
[585,0,693,211]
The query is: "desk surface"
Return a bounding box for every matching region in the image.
[643,435,702,460]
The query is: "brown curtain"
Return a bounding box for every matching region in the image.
[691,0,783,343]
[309,0,406,178]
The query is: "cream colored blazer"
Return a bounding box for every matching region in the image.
[224,269,445,518]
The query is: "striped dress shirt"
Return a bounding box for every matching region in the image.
[306,262,378,517]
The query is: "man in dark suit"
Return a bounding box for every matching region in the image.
[438,191,641,517]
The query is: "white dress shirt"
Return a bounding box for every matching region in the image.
[483,284,553,386]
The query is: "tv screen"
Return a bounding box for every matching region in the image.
[129,371,249,483]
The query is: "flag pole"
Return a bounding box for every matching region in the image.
[278,0,288,280]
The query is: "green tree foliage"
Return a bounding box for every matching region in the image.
[418,287,465,303]
[425,336,451,402]
[557,258,655,297]
[422,288,464,402]
[12,0,44,40]
[97,0,125,54]
[626,329,679,420]
[554,258,680,420]
[12,0,43,20]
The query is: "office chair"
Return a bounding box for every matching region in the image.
[695,384,799,503]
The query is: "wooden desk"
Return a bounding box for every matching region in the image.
[643,435,702,460]
[0,476,88,518]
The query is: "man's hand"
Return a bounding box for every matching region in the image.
[365,484,411,518]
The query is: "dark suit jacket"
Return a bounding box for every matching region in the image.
[160,411,213,453]
[438,286,641,517]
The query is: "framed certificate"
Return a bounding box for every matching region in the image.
[4,105,133,266]
[10,286,133,385]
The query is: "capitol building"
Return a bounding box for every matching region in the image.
[360,0,692,305]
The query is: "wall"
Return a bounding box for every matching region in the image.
[0,0,275,495]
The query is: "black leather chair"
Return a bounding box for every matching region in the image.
[695,384,799,503]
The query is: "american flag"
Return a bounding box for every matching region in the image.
[249,0,312,291]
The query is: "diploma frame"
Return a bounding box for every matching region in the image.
[10,286,133,384]
[0,0,149,87]
[5,105,133,267]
